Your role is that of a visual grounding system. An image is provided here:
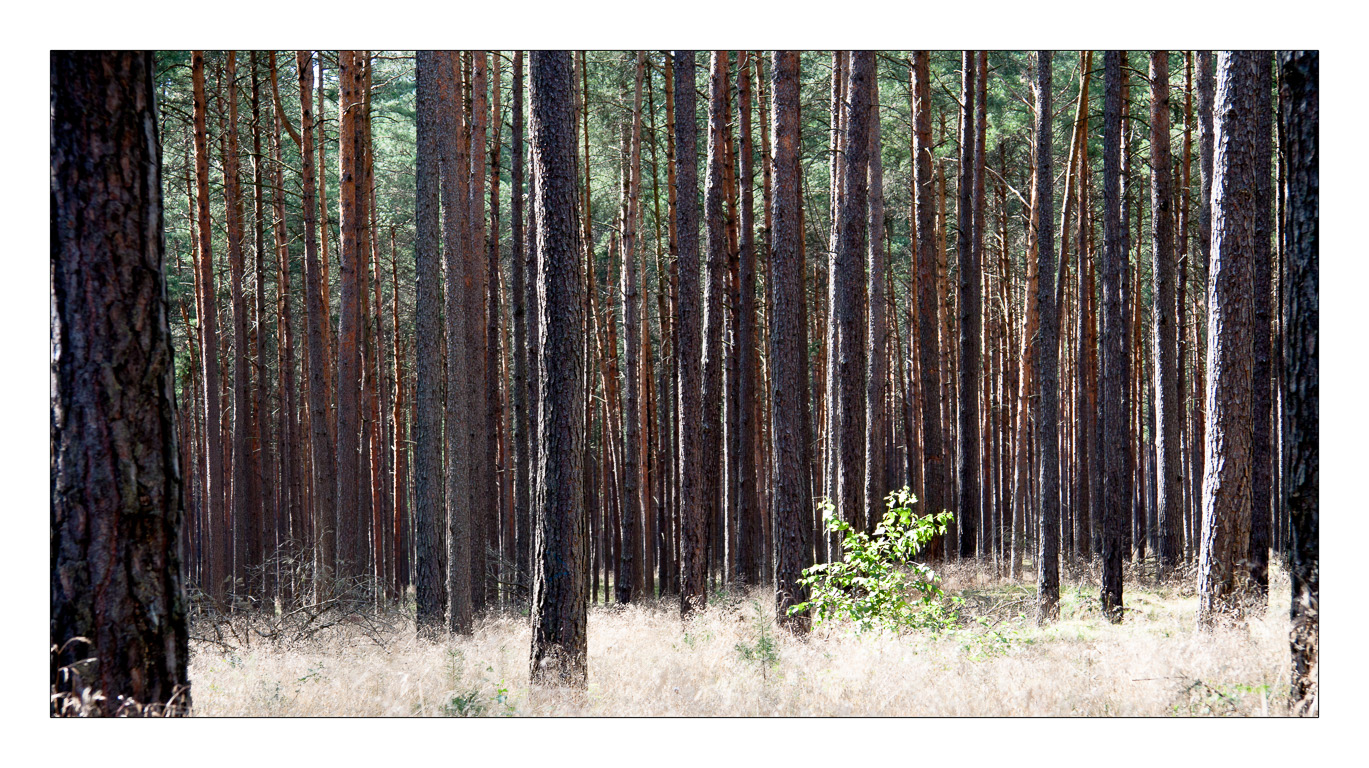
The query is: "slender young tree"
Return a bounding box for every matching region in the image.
[769,50,811,631]
[223,52,254,591]
[528,49,588,685]
[1033,51,1061,623]
[1279,49,1317,717]
[1099,50,1128,622]
[1197,51,1260,626]
[51,50,191,716]
[674,50,706,616]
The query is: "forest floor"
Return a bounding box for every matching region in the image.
[188,561,1294,716]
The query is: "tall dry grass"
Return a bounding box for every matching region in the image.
[187,562,1294,716]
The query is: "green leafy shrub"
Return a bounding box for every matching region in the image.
[788,487,959,634]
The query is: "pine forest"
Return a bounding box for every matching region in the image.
[50,49,1318,719]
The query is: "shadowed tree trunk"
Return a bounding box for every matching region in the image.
[864,56,888,533]
[51,50,191,716]
[511,50,532,598]
[1150,51,1183,572]
[835,51,871,534]
[1100,50,1128,622]
[412,51,447,635]
[1248,52,1274,597]
[674,50,707,616]
[769,50,811,632]
[701,51,729,598]
[1033,51,1061,623]
[528,49,588,685]
[1279,49,1317,717]
[912,52,948,561]
[956,51,981,558]
[737,51,761,584]
[297,51,337,593]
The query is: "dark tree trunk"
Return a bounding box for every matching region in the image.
[412,51,447,635]
[863,56,888,533]
[1150,51,1183,572]
[1100,50,1128,622]
[441,52,474,635]
[618,52,646,603]
[956,51,981,558]
[511,50,532,599]
[1248,52,1275,596]
[1197,51,1260,626]
[737,51,761,585]
[701,51,729,598]
[51,50,191,716]
[674,50,707,616]
[223,52,254,594]
[1032,51,1061,623]
[912,52,948,559]
[297,51,338,592]
[1279,49,1317,716]
[835,51,871,534]
[769,51,811,632]
[528,49,588,685]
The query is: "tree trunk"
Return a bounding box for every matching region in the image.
[1099,50,1127,622]
[956,51,981,558]
[910,52,950,564]
[674,50,707,616]
[1197,51,1260,626]
[51,50,192,716]
[1033,51,1061,623]
[769,51,811,631]
[863,56,888,534]
[1278,49,1317,716]
[528,49,589,685]
[833,51,871,538]
[1248,52,1275,597]
[1150,51,1183,572]
[412,51,448,634]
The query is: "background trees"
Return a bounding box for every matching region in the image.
[118,50,1311,705]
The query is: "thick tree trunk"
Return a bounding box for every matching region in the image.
[1197,51,1260,626]
[1100,51,1128,622]
[769,51,811,632]
[412,51,448,634]
[1279,49,1317,716]
[528,50,588,685]
[51,50,191,716]
[674,50,707,616]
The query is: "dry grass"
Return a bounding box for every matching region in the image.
[187,561,1295,716]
